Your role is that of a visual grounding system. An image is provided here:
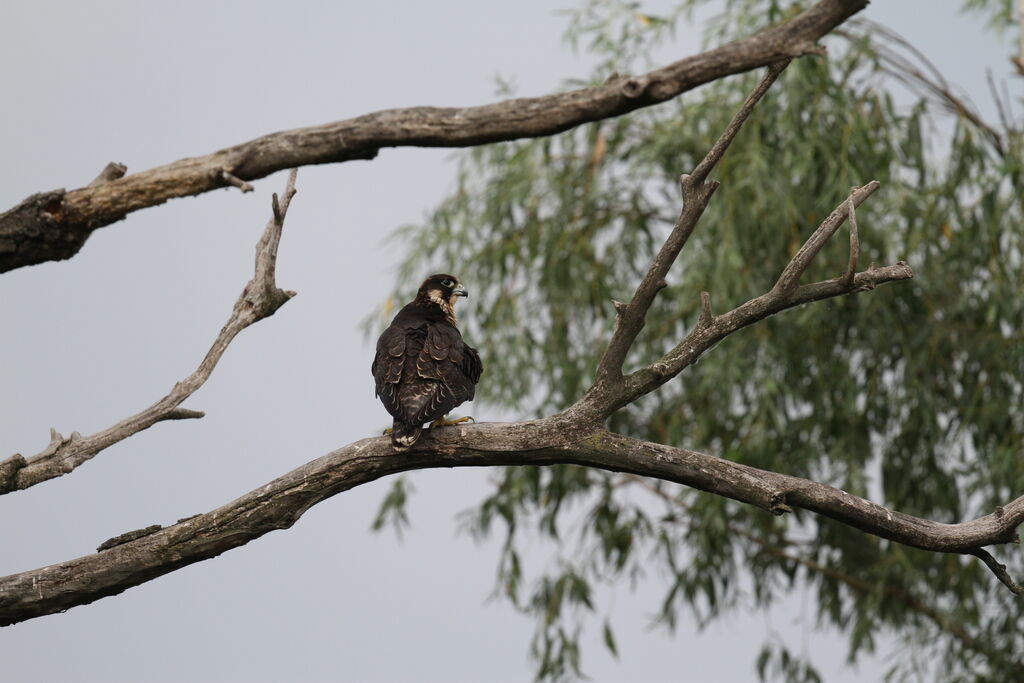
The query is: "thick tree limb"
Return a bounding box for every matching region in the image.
[0,0,868,274]
[1,421,1021,626]
[0,170,299,495]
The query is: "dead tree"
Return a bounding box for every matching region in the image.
[1,0,1020,627]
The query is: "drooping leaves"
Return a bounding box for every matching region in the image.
[378,1,1023,680]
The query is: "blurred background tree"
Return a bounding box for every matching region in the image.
[374,1,1023,680]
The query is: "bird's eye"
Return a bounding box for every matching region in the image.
[441,279,454,287]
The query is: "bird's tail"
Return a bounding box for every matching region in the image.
[391,421,422,450]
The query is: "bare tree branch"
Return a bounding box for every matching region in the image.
[0,170,299,495]
[219,169,254,193]
[619,258,910,409]
[592,60,791,394]
[0,0,868,274]
[1,423,1021,626]
[841,190,860,286]
[967,548,1024,595]
[584,65,907,418]
[773,182,877,295]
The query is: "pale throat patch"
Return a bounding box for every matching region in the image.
[428,287,459,325]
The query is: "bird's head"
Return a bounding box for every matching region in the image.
[417,273,468,323]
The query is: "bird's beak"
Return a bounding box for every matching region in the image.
[453,285,469,298]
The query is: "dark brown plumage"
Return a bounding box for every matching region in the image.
[372,274,483,448]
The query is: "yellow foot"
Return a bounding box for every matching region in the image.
[383,427,394,436]
[429,415,475,429]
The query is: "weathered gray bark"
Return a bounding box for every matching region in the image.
[0,172,299,495]
[0,0,867,273]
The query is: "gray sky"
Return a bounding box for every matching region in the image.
[1,1,1016,681]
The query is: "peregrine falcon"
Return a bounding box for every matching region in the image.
[372,274,483,449]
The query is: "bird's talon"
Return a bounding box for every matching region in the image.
[429,415,475,429]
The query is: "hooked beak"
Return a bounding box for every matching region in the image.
[453,285,469,298]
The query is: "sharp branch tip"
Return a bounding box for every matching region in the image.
[220,169,254,193]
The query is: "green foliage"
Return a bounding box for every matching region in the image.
[371,476,414,539]
[378,1,1023,680]
[960,0,1017,32]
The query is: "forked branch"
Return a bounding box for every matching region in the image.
[0,170,299,494]
[592,60,791,394]
[584,63,909,417]
[617,181,907,407]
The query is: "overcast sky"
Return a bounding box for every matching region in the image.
[1,1,1017,681]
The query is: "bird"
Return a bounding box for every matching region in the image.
[372,273,483,449]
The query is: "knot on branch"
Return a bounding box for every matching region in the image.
[769,491,793,515]
[88,162,127,187]
[0,454,27,494]
[698,291,714,327]
[621,76,650,99]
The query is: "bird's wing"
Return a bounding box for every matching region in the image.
[462,344,483,386]
[407,322,478,423]
[372,324,409,417]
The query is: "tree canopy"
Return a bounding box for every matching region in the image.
[382,1,1023,680]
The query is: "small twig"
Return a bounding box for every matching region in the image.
[697,291,714,327]
[163,408,206,421]
[219,169,254,193]
[967,549,1024,594]
[840,191,860,286]
[690,59,790,186]
[87,162,127,187]
[253,169,298,295]
[773,181,878,295]
[3,171,301,494]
